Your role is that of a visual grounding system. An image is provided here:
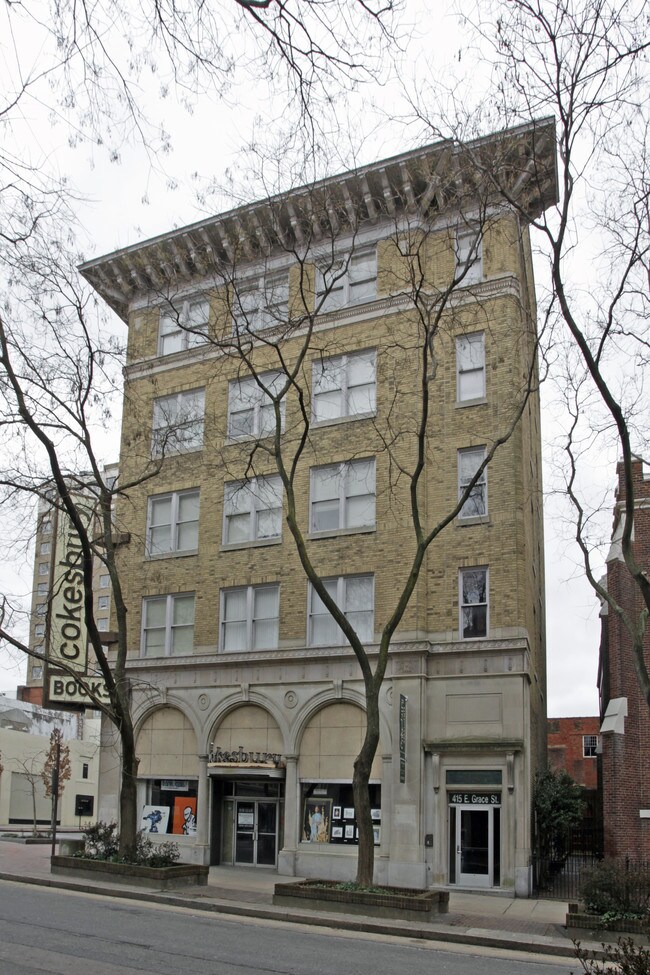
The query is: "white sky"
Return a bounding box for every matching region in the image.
[0,0,605,716]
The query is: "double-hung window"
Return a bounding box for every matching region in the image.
[456,333,486,402]
[147,489,200,555]
[98,595,109,610]
[158,298,209,355]
[40,542,51,556]
[458,447,487,519]
[232,273,288,335]
[583,734,599,758]
[223,476,282,545]
[312,350,376,423]
[460,568,488,639]
[220,584,279,651]
[455,230,483,285]
[227,372,285,440]
[309,575,374,646]
[35,624,45,638]
[142,593,195,656]
[38,562,50,576]
[316,248,376,313]
[310,459,375,533]
[152,388,205,457]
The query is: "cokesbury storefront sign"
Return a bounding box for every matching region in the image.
[208,746,284,769]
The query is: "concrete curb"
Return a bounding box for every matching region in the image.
[0,869,593,960]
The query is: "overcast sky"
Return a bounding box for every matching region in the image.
[0,0,607,715]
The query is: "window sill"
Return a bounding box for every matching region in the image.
[456,516,490,527]
[454,397,487,409]
[221,537,282,552]
[311,411,376,430]
[224,434,279,446]
[144,549,199,561]
[308,526,376,541]
[151,445,204,460]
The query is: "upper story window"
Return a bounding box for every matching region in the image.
[99,574,110,589]
[583,734,599,758]
[309,574,374,647]
[316,247,376,313]
[460,567,488,639]
[158,298,209,356]
[38,562,50,576]
[147,489,200,556]
[40,542,51,556]
[310,458,375,533]
[31,666,43,680]
[223,476,282,545]
[456,333,485,402]
[312,350,376,423]
[37,582,48,595]
[97,618,109,632]
[232,273,289,336]
[98,595,109,609]
[455,230,483,285]
[142,592,195,656]
[458,447,487,519]
[35,623,45,638]
[152,388,205,457]
[40,517,52,534]
[36,603,47,616]
[227,372,285,440]
[220,584,279,652]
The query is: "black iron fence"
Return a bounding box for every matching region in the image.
[532,826,604,900]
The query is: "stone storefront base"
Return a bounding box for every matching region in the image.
[51,855,209,889]
[274,880,449,922]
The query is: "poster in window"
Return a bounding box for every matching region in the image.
[172,796,197,835]
[140,804,170,834]
[371,808,381,821]
[332,826,343,839]
[333,805,342,820]
[373,826,381,845]
[343,807,355,819]
[303,798,332,843]
[344,824,354,839]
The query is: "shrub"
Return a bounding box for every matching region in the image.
[580,860,650,920]
[573,938,650,975]
[76,821,180,867]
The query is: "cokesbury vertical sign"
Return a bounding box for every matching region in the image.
[47,501,109,706]
[399,694,407,784]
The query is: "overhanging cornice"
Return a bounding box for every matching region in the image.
[79,117,558,322]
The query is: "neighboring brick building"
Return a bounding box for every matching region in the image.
[599,458,650,859]
[79,120,557,894]
[548,717,599,790]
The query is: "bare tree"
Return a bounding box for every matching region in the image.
[454,0,650,711]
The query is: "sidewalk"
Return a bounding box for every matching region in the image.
[0,840,603,961]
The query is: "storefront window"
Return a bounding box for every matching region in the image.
[300,782,381,845]
[141,778,198,836]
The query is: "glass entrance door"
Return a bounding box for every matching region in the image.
[458,807,490,887]
[234,800,278,866]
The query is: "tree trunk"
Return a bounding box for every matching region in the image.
[31,783,38,837]
[119,733,138,857]
[353,682,381,886]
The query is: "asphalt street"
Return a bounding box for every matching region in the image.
[0,880,578,975]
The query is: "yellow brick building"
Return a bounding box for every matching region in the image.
[81,120,557,894]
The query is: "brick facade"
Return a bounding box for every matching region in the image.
[548,716,599,790]
[599,458,650,858]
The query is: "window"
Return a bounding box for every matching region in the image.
[38,562,49,576]
[232,273,288,335]
[147,489,200,556]
[142,593,195,656]
[99,574,110,589]
[316,248,376,313]
[97,595,109,610]
[152,388,205,457]
[31,666,43,680]
[460,568,488,639]
[35,624,45,638]
[220,585,279,652]
[40,542,51,556]
[456,333,485,402]
[309,575,374,646]
[312,350,376,423]
[158,298,209,355]
[97,618,108,632]
[456,230,483,285]
[458,447,487,519]
[37,582,48,595]
[82,763,89,780]
[40,518,52,535]
[223,476,282,545]
[36,603,46,616]
[310,459,375,533]
[227,372,285,440]
[583,734,599,758]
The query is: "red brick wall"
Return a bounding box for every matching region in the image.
[600,458,650,859]
[547,716,599,789]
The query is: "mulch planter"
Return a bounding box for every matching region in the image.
[51,855,209,890]
[274,879,449,922]
[566,908,650,938]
